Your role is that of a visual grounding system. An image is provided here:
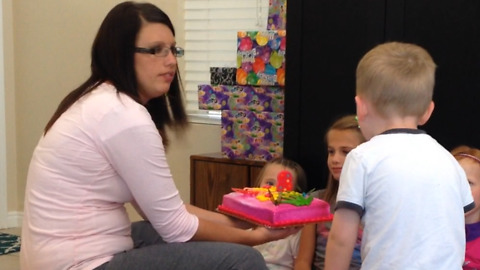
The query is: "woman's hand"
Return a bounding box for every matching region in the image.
[185,204,254,229]
[251,225,302,245]
[192,216,302,246]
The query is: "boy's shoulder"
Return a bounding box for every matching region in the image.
[352,131,447,161]
[353,131,422,151]
[362,129,434,147]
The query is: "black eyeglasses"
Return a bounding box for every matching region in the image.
[134,46,184,58]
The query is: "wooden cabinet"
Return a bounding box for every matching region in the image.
[190,153,266,211]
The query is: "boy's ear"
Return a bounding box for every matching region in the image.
[418,101,435,126]
[355,95,368,120]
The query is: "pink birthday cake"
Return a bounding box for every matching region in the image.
[217,187,333,228]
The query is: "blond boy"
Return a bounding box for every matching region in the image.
[325,42,474,269]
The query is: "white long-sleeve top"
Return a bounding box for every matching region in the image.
[20,83,198,270]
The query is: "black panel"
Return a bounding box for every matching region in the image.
[285,0,480,190]
[401,0,480,151]
[286,0,386,190]
[284,0,303,162]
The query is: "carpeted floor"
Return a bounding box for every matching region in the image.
[0,233,21,255]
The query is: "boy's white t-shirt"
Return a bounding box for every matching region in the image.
[20,83,199,270]
[336,129,474,270]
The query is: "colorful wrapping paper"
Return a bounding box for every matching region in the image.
[221,110,284,161]
[198,84,284,113]
[267,0,287,30]
[236,30,286,86]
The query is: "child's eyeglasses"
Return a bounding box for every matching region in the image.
[134,46,185,58]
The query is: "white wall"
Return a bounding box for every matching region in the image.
[0,0,7,228]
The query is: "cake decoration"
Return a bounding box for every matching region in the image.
[232,186,313,206]
[276,170,293,191]
[218,185,333,227]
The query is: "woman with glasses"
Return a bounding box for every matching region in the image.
[20,2,297,269]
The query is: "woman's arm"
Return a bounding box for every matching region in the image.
[102,106,294,245]
[294,223,316,270]
[185,203,253,229]
[186,203,300,246]
[191,217,300,246]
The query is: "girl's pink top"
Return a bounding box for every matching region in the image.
[464,221,480,269]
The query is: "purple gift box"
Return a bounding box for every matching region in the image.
[267,0,287,30]
[210,67,237,85]
[221,110,284,161]
[198,84,284,113]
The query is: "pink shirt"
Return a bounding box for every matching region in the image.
[464,222,480,269]
[20,83,198,270]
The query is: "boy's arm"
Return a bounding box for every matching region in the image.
[325,208,360,270]
[294,223,316,270]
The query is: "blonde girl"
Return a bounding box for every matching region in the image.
[294,115,365,270]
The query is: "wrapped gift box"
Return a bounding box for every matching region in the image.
[236,30,286,86]
[221,110,284,161]
[267,0,287,30]
[198,84,284,113]
[210,67,237,85]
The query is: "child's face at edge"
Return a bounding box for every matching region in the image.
[460,158,480,224]
[259,163,297,189]
[327,129,363,181]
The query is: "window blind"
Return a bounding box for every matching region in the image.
[183,0,269,124]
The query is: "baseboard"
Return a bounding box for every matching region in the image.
[7,211,23,228]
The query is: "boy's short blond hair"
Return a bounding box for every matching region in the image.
[356,42,436,118]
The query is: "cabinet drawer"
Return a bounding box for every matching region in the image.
[249,166,264,186]
[190,153,266,211]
